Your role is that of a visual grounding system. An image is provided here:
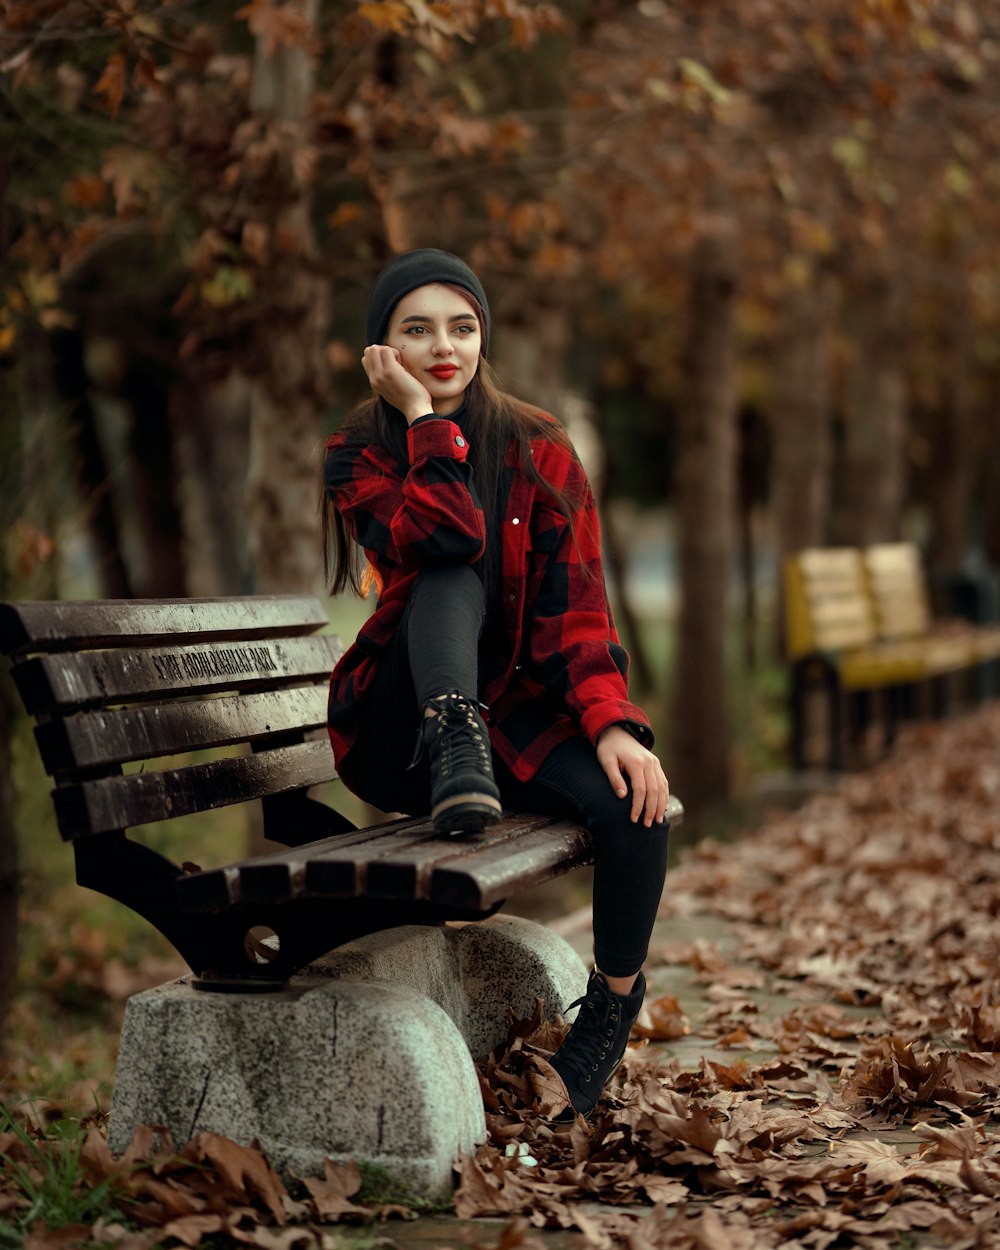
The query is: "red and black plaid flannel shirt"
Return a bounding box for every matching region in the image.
[324,412,652,782]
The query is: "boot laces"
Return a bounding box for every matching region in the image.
[557,977,620,1084]
[427,694,491,779]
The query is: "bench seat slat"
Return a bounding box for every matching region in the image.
[248,820,433,905]
[14,635,341,715]
[303,823,468,897]
[53,739,338,839]
[35,686,332,773]
[430,822,594,909]
[0,596,329,655]
[364,814,559,898]
[174,818,427,910]
[176,816,587,914]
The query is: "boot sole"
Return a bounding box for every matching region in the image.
[432,793,502,836]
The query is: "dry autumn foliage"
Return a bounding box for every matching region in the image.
[5,703,1000,1247]
[452,703,1000,1246]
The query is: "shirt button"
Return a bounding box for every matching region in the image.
[511,517,520,525]
[455,435,466,447]
[508,593,515,601]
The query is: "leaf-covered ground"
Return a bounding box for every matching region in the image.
[4,703,1000,1248]
[453,703,1000,1247]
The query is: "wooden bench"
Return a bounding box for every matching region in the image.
[0,595,683,993]
[784,544,1000,770]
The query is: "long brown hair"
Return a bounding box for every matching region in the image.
[322,358,584,602]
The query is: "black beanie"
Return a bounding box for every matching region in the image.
[366,248,490,351]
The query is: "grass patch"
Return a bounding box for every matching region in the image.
[355,1161,454,1214]
[0,1103,129,1250]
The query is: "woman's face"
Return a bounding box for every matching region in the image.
[385,283,482,415]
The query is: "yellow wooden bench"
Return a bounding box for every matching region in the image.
[864,542,1000,669]
[784,544,995,770]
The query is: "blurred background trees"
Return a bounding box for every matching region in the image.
[4,0,1000,825]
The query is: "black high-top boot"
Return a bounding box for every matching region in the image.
[550,968,646,1118]
[419,690,502,835]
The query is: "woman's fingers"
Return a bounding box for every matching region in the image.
[631,758,669,827]
[597,749,628,799]
[362,345,431,414]
[629,768,647,824]
[596,726,670,828]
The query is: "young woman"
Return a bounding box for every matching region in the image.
[322,249,671,1118]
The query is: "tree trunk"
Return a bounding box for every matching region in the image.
[243,2,329,854]
[0,672,17,1044]
[926,276,975,573]
[172,373,252,596]
[0,380,19,1039]
[122,358,188,597]
[771,278,834,655]
[835,269,908,547]
[772,279,834,558]
[245,0,329,597]
[669,223,739,813]
[49,327,133,598]
[981,368,1000,570]
[597,462,655,696]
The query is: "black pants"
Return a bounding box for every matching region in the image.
[338,565,670,977]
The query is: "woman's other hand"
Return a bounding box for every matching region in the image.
[596,725,670,827]
[362,345,433,424]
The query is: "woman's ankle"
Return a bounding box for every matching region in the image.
[600,967,641,997]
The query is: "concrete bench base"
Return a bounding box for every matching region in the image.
[109,915,588,1196]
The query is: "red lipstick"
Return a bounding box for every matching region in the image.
[429,365,458,379]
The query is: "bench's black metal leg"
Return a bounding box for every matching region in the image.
[790,664,808,772]
[885,684,904,750]
[848,689,872,764]
[931,674,948,719]
[75,833,498,992]
[824,664,843,772]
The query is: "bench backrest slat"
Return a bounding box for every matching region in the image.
[12,635,339,715]
[785,547,877,660]
[53,738,338,840]
[864,542,932,641]
[35,687,330,773]
[0,596,328,655]
[1,596,345,847]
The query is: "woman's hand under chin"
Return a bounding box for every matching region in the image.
[362,345,434,425]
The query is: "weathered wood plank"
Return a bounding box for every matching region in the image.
[13,635,341,715]
[364,813,558,898]
[176,818,422,910]
[0,596,329,656]
[34,686,333,773]
[52,739,338,839]
[302,822,448,897]
[177,816,585,912]
[429,821,594,909]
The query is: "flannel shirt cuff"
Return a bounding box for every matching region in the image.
[583,707,654,750]
[406,417,470,462]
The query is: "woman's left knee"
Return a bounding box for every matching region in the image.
[587,793,671,856]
